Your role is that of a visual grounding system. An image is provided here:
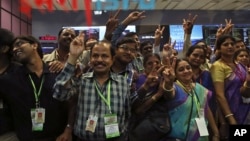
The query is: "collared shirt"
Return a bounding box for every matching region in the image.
[111,63,135,86]
[43,49,62,63]
[0,63,68,141]
[53,63,132,141]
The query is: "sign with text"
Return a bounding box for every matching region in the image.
[39,35,57,40]
[19,0,155,17]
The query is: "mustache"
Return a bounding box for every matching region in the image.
[92,62,106,66]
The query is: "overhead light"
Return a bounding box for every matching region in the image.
[94,11,102,15]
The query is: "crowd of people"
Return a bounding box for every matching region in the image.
[0,10,250,141]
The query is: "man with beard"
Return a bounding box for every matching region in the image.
[0,35,68,141]
[53,35,132,141]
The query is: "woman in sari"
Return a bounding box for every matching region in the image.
[129,53,174,141]
[185,45,216,115]
[163,59,219,141]
[210,35,250,140]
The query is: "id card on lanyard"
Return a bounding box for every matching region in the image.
[91,80,120,138]
[193,91,209,136]
[29,75,45,131]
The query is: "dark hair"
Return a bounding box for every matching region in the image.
[233,48,249,62]
[215,34,236,60]
[90,40,115,58]
[58,28,64,37]
[124,32,138,38]
[12,35,43,59]
[186,45,207,59]
[115,37,137,48]
[58,28,75,37]
[174,58,190,73]
[0,28,15,58]
[193,40,208,49]
[143,53,161,67]
[140,40,153,53]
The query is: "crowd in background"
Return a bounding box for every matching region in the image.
[0,10,250,141]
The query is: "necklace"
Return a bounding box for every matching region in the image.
[176,80,194,94]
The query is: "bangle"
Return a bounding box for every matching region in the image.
[163,85,174,92]
[243,81,250,88]
[225,113,234,118]
[151,96,157,102]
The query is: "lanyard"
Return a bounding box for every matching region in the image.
[124,72,128,79]
[176,80,201,116]
[94,80,111,113]
[28,75,45,108]
[191,90,201,117]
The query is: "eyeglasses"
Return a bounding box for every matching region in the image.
[119,44,137,53]
[13,40,29,48]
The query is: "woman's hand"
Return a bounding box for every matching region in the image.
[162,57,176,85]
[216,19,234,38]
[144,65,160,89]
[182,13,198,34]
[162,38,176,63]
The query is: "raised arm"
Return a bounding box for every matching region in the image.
[153,25,165,54]
[182,13,198,57]
[111,11,146,47]
[104,9,120,41]
[53,32,85,101]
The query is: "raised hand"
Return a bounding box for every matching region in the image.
[162,37,176,65]
[144,65,160,89]
[122,11,146,26]
[183,13,198,34]
[216,19,234,38]
[154,25,165,46]
[70,31,85,58]
[162,57,176,85]
[105,9,121,40]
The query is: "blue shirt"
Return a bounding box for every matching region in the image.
[53,63,132,141]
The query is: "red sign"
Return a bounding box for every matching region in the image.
[19,0,92,26]
[39,36,57,40]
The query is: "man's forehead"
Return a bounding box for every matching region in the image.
[62,28,75,34]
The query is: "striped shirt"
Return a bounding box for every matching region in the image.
[53,63,132,141]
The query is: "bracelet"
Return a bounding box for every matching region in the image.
[225,113,234,118]
[243,81,250,88]
[163,84,174,92]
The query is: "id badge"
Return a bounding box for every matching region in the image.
[31,109,44,131]
[85,114,98,133]
[104,114,120,139]
[0,99,3,109]
[35,108,45,124]
[195,117,209,136]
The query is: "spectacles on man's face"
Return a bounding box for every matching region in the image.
[119,44,137,53]
[13,40,30,48]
